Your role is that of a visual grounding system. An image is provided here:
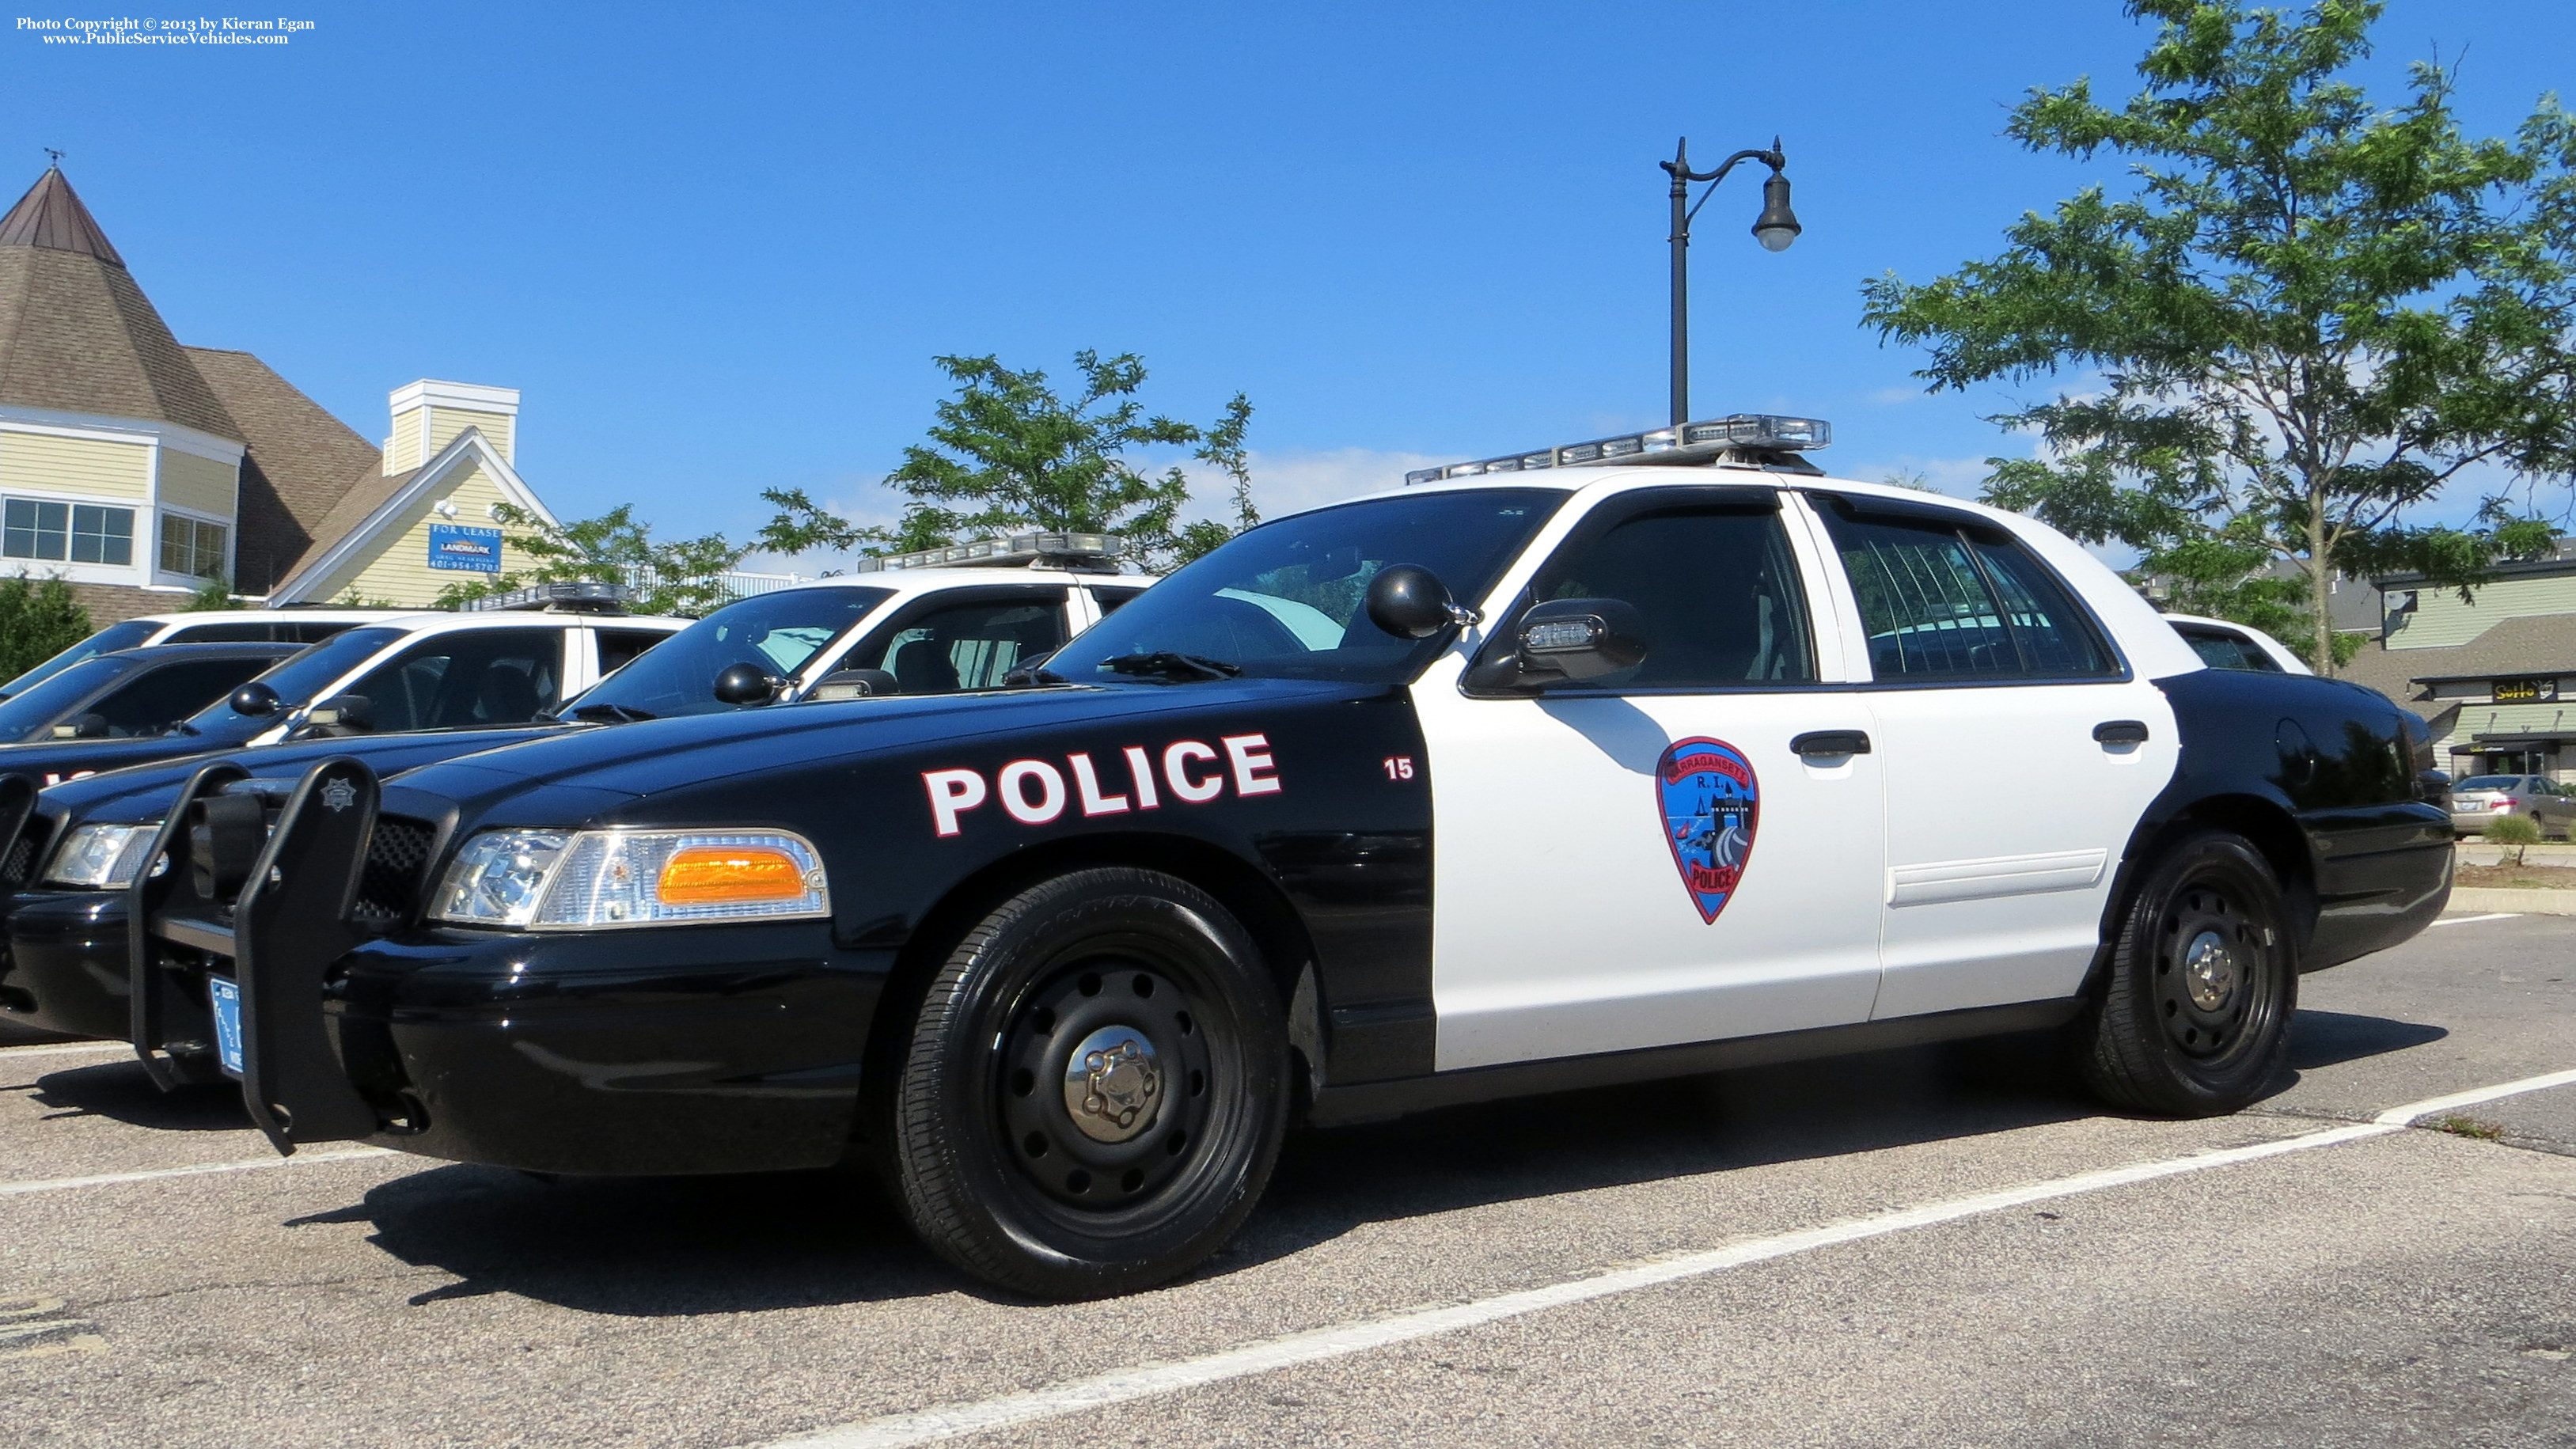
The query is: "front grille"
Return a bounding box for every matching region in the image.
[2,815,54,890]
[352,815,436,924]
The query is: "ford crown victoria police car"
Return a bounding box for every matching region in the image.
[0,549,1148,1048]
[120,419,2450,1299]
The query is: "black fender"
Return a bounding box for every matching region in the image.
[2096,669,2449,986]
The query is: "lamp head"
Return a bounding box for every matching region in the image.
[1751,169,1800,252]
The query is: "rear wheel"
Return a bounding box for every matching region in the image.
[887,867,1288,1299]
[2074,831,2295,1117]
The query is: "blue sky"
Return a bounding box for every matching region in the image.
[6,1,2570,571]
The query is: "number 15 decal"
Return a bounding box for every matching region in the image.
[1382,756,1415,781]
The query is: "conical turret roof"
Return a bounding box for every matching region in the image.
[0,166,237,439]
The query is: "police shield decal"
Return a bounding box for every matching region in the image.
[1656,737,1758,923]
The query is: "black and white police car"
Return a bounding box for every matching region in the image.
[0,541,1148,1046]
[123,415,2450,1299]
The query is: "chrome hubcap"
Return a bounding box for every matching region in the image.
[1064,1026,1163,1143]
[2182,929,2236,1012]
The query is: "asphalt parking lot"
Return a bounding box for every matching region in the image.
[4,912,2571,1448]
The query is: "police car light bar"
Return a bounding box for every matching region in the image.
[457,581,632,613]
[851,532,1126,573]
[1403,414,1832,485]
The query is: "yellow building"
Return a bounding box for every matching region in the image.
[0,165,560,619]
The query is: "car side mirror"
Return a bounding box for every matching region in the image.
[806,668,900,702]
[1365,564,1475,640]
[229,681,281,717]
[51,712,109,740]
[1462,598,1650,692]
[308,694,374,733]
[713,663,782,706]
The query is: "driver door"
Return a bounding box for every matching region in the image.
[1413,487,1889,1071]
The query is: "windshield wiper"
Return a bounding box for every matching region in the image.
[570,702,655,723]
[1105,652,1242,683]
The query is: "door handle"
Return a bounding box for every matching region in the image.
[2093,719,2150,745]
[1791,730,1872,757]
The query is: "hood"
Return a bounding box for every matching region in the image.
[385,680,1344,806]
[31,725,579,826]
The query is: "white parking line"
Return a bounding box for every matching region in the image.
[0,1147,396,1199]
[754,1066,2576,1449]
[0,1041,135,1061]
[2430,912,2522,927]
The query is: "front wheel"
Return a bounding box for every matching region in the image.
[886,867,1288,1299]
[2073,831,2296,1117]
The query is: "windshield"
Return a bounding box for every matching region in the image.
[564,586,893,719]
[1048,489,1564,684]
[0,620,156,697]
[2456,776,2525,791]
[174,627,404,731]
[0,654,144,742]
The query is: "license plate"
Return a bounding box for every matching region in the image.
[207,977,245,1079]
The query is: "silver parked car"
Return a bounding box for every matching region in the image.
[2449,774,2576,839]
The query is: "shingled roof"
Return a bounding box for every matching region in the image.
[185,347,385,594]
[0,167,239,441]
[2338,613,2576,719]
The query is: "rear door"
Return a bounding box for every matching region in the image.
[1811,494,2176,1018]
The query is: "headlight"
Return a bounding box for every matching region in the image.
[428,829,829,930]
[43,822,164,890]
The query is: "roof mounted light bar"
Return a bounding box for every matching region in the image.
[1404,413,1832,485]
[457,581,632,613]
[851,531,1126,574]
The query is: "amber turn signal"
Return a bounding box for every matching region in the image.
[656,846,810,905]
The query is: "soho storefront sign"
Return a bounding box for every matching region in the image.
[2493,677,2561,703]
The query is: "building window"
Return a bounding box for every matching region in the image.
[159,514,228,579]
[3,499,135,566]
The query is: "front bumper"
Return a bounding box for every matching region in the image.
[1,889,133,1038]
[324,923,886,1174]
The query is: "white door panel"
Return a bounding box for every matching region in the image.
[1866,681,2176,1018]
[1419,675,1887,1071]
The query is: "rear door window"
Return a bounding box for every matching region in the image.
[595,628,673,675]
[1821,507,2118,681]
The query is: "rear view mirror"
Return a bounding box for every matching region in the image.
[1364,565,1474,640]
[308,694,374,732]
[1462,597,1651,692]
[806,669,900,702]
[713,663,782,706]
[51,712,108,740]
[229,681,281,717]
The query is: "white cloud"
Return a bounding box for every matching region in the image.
[1838,454,1995,499]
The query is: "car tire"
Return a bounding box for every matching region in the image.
[2073,831,2296,1117]
[887,867,1288,1299]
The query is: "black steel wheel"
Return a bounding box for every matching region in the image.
[2074,831,2296,1117]
[887,867,1288,1299]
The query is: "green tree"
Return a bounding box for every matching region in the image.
[434,504,749,617]
[179,574,235,611]
[1862,0,2576,673]
[759,351,1257,571]
[0,573,93,680]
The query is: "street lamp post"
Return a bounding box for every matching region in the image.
[1662,136,1800,426]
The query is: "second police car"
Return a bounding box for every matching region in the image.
[126,416,2451,1299]
[0,546,1147,1048]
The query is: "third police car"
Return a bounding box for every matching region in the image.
[127,415,2449,1299]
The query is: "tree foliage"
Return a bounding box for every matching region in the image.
[1862,0,2576,673]
[434,504,749,618]
[758,351,1257,572]
[0,573,92,680]
[179,574,235,612]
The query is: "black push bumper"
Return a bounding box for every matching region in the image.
[135,759,886,1173]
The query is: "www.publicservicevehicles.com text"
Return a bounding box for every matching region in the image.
[16,16,312,44]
